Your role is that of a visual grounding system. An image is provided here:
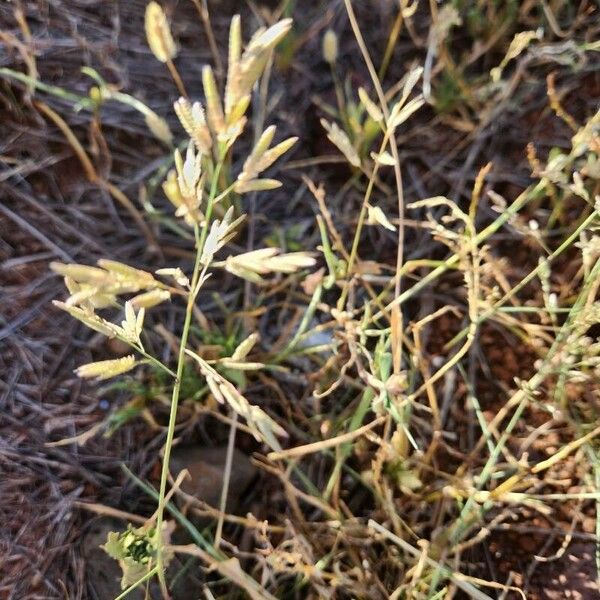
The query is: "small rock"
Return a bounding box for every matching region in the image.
[169,445,256,511]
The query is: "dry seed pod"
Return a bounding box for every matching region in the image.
[145,1,177,63]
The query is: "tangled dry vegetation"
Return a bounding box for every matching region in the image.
[2,1,600,598]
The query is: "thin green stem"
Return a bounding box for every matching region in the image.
[154,161,224,587]
[136,346,177,378]
[337,131,390,311]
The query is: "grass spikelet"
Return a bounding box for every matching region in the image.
[97,260,157,288]
[367,204,396,231]
[50,262,109,285]
[143,111,173,146]
[322,29,338,64]
[144,1,177,63]
[130,289,171,309]
[224,248,315,282]
[173,97,212,154]
[358,87,383,123]
[202,65,225,134]
[53,301,117,338]
[76,355,137,380]
[232,178,282,194]
[320,118,360,167]
[224,14,242,117]
[185,349,287,447]
[236,126,297,187]
[233,19,292,109]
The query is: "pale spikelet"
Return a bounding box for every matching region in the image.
[399,66,423,106]
[119,301,145,346]
[97,260,157,289]
[52,260,158,299]
[163,168,204,226]
[64,285,116,309]
[185,349,287,448]
[234,125,298,194]
[322,29,338,64]
[51,262,109,285]
[201,207,245,266]
[202,65,225,134]
[358,88,383,123]
[172,143,204,224]
[235,126,297,190]
[173,97,212,154]
[225,95,251,128]
[144,111,173,146]
[367,205,396,231]
[155,267,190,288]
[491,29,542,83]
[219,331,263,369]
[162,169,185,209]
[233,179,282,194]
[144,1,177,63]
[53,301,117,338]
[371,150,396,166]
[63,277,116,309]
[224,15,243,117]
[228,19,292,114]
[216,117,247,150]
[76,355,137,381]
[130,289,171,309]
[320,119,360,167]
[225,248,316,282]
[388,95,425,131]
[175,142,203,197]
[265,252,317,273]
[230,332,260,361]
